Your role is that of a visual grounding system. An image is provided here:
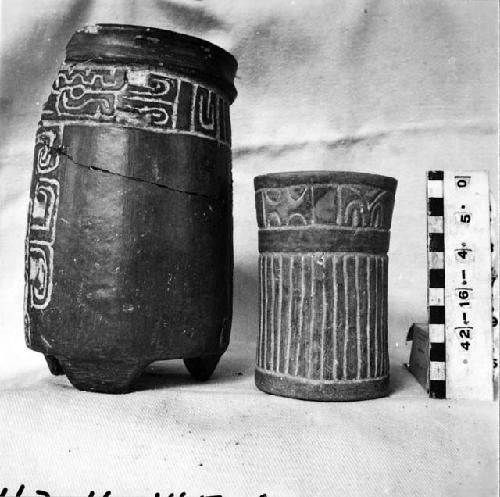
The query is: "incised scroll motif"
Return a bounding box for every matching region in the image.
[256,184,395,229]
[25,125,63,316]
[42,65,231,146]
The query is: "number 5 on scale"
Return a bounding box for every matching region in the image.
[456,212,471,224]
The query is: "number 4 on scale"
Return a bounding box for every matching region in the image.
[455,245,473,262]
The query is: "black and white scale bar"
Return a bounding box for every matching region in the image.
[427,170,446,398]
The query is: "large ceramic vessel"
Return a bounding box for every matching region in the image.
[24,24,237,393]
[254,171,397,401]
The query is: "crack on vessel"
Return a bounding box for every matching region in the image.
[49,146,222,202]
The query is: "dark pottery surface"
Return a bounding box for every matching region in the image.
[24,24,237,393]
[254,171,397,401]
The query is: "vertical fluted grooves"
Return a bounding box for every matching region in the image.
[257,253,388,381]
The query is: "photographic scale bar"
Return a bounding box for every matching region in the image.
[427,170,495,400]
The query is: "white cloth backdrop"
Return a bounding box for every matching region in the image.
[0,1,498,496]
